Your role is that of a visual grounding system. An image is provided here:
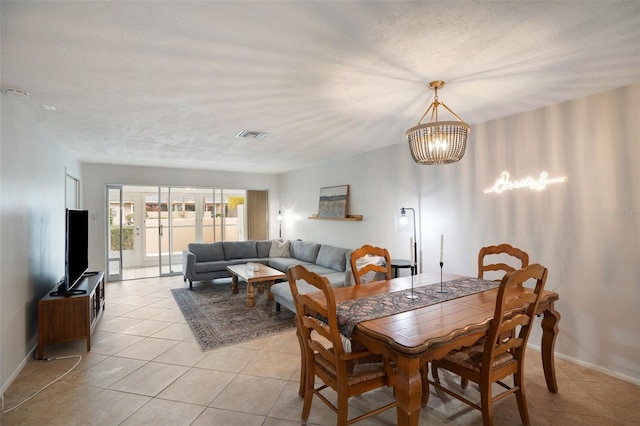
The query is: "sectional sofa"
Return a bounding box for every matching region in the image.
[182,239,353,312]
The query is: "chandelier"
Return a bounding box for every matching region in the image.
[405,81,470,165]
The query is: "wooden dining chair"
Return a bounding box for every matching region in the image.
[478,243,529,280]
[286,264,396,425]
[423,264,548,426]
[350,244,392,285]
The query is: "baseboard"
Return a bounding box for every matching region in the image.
[1,343,37,395]
[527,343,640,387]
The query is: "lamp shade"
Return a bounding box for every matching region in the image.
[406,81,470,165]
[406,120,470,165]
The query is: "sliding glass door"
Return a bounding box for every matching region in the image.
[106,185,123,281]
[107,185,258,280]
[156,187,200,276]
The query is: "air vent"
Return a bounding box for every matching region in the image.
[235,130,268,140]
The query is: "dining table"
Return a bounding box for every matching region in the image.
[306,271,560,426]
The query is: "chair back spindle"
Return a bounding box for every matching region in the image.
[350,245,392,285]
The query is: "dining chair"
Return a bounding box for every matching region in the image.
[423,263,548,426]
[286,264,397,425]
[350,244,392,285]
[478,243,529,280]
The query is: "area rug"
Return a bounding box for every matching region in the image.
[171,282,296,351]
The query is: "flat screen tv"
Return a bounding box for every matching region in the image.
[62,209,89,294]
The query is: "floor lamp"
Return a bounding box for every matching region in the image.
[400,207,418,299]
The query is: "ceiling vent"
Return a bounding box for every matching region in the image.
[235,130,268,140]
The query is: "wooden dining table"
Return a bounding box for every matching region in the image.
[307,271,560,426]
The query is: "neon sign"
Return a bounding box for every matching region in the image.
[483,171,567,194]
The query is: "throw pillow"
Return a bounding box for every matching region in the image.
[269,239,291,258]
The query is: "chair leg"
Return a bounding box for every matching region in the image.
[337,391,349,426]
[461,377,469,389]
[301,372,314,423]
[295,324,306,398]
[421,365,430,407]
[432,363,441,383]
[301,392,313,425]
[514,371,530,425]
[480,379,493,426]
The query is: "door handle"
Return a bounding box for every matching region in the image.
[159,224,163,237]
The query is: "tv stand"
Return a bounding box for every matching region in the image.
[49,282,87,297]
[38,271,105,359]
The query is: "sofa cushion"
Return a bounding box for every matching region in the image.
[268,257,308,272]
[271,280,319,312]
[271,272,348,305]
[302,263,340,277]
[269,239,291,257]
[223,241,257,260]
[256,240,273,258]
[195,260,230,273]
[228,258,267,266]
[315,245,350,272]
[188,242,225,262]
[290,241,321,264]
[323,271,349,288]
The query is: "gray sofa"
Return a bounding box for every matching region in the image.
[182,239,353,312]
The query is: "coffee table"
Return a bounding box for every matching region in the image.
[226,263,287,307]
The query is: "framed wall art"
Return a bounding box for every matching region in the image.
[317,185,349,218]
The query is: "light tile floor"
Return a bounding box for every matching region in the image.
[2,275,639,425]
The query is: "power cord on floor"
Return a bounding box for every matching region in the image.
[1,354,82,414]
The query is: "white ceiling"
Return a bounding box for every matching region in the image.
[2,1,639,174]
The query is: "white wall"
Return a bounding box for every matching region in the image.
[0,95,82,391]
[81,164,280,271]
[279,84,640,383]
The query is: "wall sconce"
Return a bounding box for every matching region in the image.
[276,210,283,238]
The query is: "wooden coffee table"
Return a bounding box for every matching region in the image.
[226,263,287,307]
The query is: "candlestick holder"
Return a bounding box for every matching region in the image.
[406,265,419,299]
[437,261,447,293]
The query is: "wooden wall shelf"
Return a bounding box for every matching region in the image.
[308,214,363,221]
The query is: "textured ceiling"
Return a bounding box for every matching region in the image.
[2,1,639,174]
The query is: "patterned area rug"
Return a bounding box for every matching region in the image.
[171,282,296,351]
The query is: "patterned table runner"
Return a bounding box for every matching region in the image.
[337,277,500,338]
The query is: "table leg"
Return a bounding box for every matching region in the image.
[258,281,264,293]
[247,281,256,307]
[541,303,561,393]
[232,274,239,294]
[266,280,274,301]
[394,357,422,426]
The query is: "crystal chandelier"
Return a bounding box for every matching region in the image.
[405,81,470,165]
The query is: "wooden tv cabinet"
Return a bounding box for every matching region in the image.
[37,271,105,359]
